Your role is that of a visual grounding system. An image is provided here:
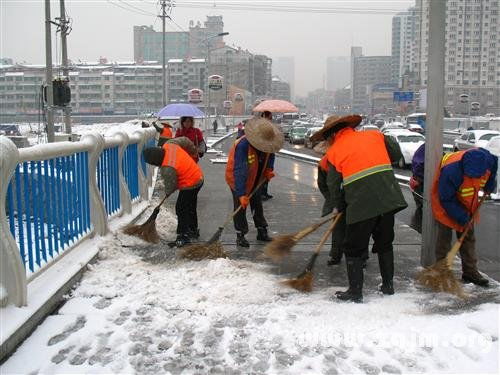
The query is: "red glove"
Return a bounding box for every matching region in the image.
[264,168,275,181]
[239,196,250,209]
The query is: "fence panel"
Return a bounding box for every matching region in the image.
[6,153,91,276]
[122,143,140,201]
[97,146,121,217]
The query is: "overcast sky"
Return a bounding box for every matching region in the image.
[1,0,413,96]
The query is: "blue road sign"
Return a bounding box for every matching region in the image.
[393,91,414,102]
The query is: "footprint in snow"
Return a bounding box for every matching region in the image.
[47,316,86,346]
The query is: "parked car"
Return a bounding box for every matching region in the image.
[304,127,323,148]
[0,124,21,136]
[358,125,380,132]
[408,124,424,134]
[289,126,308,144]
[380,121,406,133]
[453,130,500,151]
[485,136,500,197]
[385,129,425,168]
[281,124,293,140]
[374,119,385,127]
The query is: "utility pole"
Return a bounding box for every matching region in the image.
[421,0,446,266]
[45,0,55,143]
[159,0,168,107]
[59,0,71,136]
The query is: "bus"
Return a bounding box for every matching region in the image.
[282,112,299,124]
[406,113,426,129]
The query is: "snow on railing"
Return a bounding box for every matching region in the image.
[0,128,157,307]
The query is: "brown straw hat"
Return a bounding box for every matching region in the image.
[310,114,363,142]
[244,117,284,153]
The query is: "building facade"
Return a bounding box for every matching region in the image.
[166,58,206,103]
[271,76,291,101]
[0,62,163,115]
[414,0,500,114]
[273,57,295,99]
[326,56,350,91]
[391,8,417,86]
[134,25,189,63]
[350,47,393,113]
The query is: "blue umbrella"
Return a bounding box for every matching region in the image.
[156,103,205,119]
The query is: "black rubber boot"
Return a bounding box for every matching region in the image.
[327,244,342,266]
[462,271,489,287]
[335,257,364,303]
[256,227,272,241]
[175,234,190,248]
[377,251,394,295]
[236,232,250,248]
[188,228,200,240]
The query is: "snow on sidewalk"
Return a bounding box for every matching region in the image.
[1,201,498,375]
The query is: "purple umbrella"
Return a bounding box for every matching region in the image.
[156,103,205,119]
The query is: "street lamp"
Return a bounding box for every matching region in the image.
[203,32,229,126]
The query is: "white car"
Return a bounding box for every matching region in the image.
[380,122,406,133]
[385,129,425,168]
[485,136,500,198]
[408,124,424,134]
[453,130,500,151]
[358,125,380,132]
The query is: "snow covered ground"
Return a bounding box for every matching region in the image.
[2,199,498,374]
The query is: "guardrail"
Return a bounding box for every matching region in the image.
[0,128,157,308]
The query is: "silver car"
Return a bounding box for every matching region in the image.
[453,130,500,151]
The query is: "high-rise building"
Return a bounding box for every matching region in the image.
[167,58,206,103]
[391,8,417,86]
[414,0,499,114]
[326,56,350,91]
[271,76,291,101]
[133,25,189,63]
[273,57,295,99]
[350,47,393,113]
[188,16,225,59]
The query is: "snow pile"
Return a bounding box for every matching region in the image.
[2,206,499,374]
[72,120,145,138]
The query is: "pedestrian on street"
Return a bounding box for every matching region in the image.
[142,142,204,247]
[213,118,218,134]
[410,143,425,208]
[432,148,497,287]
[152,120,174,147]
[236,119,247,139]
[175,116,207,162]
[225,117,284,247]
[311,114,407,303]
[260,111,274,201]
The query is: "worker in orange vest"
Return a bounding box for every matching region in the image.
[143,142,204,247]
[311,115,407,303]
[225,118,284,247]
[153,120,174,147]
[432,148,497,287]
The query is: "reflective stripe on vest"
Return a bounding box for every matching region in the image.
[326,128,392,185]
[161,143,203,189]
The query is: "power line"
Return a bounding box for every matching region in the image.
[105,0,156,17]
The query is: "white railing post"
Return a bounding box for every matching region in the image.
[134,130,148,202]
[0,136,27,307]
[115,131,132,215]
[81,134,109,236]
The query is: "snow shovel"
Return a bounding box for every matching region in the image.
[179,154,270,260]
[417,194,486,297]
[282,213,343,292]
[263,213,338,262]
[123,194,169,243]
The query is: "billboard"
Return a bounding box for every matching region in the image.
[188,88,203,103]
[208,75,223,90]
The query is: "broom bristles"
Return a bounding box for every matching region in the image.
[179,241,229,261]
[263,235,298,262]
[281,271,314,293]
[123,220,160,244]
[416,259,465,298]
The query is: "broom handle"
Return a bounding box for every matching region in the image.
[293,214,338,240]
[219,153,271,229]
[445,194,487,267]
[313,213,343,255]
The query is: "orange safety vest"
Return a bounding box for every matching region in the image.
[161,143,203,189]
[318,155,329,172]
[160,126,173,139]
[225,136,259,194]
[431,150,490,231]
[326,128,392,186]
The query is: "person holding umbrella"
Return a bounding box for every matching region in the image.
[175,116,206,162]
[225,118,284,247]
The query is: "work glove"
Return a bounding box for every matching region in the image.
[332,207,339,216]
[264,168,275,181]
[239,195,250,209]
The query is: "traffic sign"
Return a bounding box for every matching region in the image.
[393,91,414,102]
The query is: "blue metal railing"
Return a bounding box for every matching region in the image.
[97,146,121,217]
[122,143,140,201]
[140,138,156,175]
[6,152,91,275]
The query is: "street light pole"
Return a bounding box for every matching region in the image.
[421,0,446,266]
[44,0,55,143]
[59,0,71,136]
